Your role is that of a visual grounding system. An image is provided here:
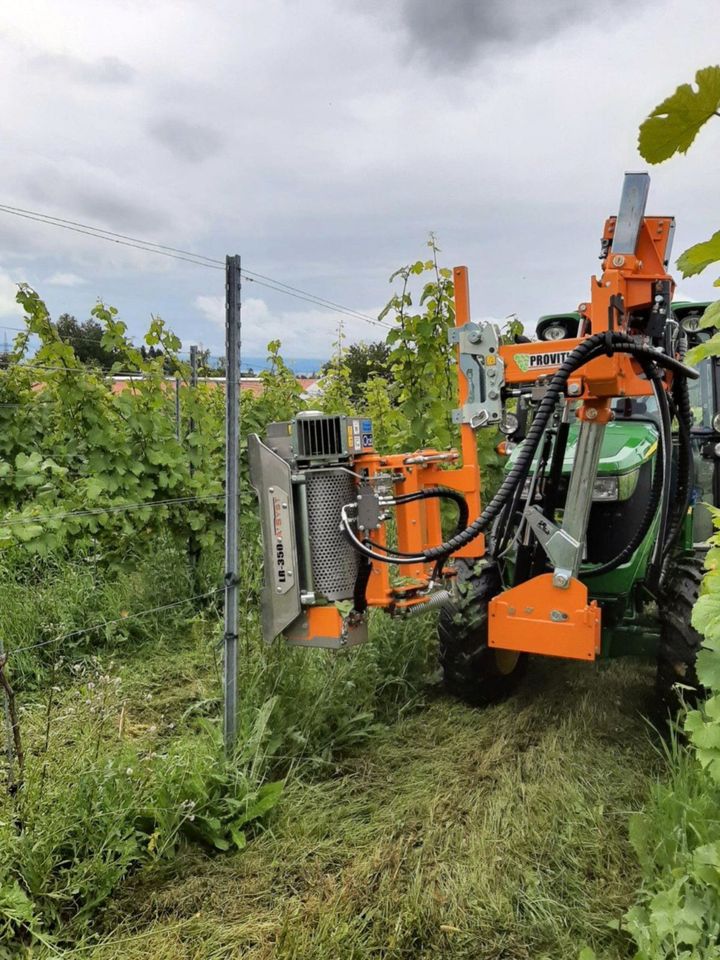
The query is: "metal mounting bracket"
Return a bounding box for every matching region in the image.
[524,504,582,590]
[448,321,505,428]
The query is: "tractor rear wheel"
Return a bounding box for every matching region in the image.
[656,550,706,706]
[438,560,527,706]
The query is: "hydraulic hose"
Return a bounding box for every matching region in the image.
[392,486,470,533]
[422,332,698,563]
[662,335,695,561]
[583,371,666,578]
[352,556,373,614]
[647,363,674,584]
[341,486,469,566]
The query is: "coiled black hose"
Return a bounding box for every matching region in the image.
[662,336,695,560]
[422,332,698,562]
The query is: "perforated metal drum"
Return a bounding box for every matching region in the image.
[305,469,359,601]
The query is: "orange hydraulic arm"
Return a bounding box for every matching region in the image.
[487,174,677,661]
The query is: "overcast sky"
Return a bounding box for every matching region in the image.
[0,0,718,363]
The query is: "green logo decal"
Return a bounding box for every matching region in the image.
[515,350,572,373]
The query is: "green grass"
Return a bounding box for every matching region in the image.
[0,541,675,960]
[56,657,660,960]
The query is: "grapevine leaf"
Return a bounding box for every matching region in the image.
[696,648,720,690]
[699,299,720,330]
[677,229,720,281]
[692,593,720,641]
[638,65,720,163]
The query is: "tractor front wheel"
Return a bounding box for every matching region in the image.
[438,560,527,706]
[656,550,706,706]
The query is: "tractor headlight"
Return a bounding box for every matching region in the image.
[540,321,568,341]
[681,314,702,332]
[499,412,519,436]
[592,470,640,502]
[713,412,720,434]
[520,470,639,502]
[591,477,618,501]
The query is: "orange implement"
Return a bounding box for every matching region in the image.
[488,574,601,661]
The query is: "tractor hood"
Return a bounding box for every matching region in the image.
[506,418,658,477]
[564,420,657,475]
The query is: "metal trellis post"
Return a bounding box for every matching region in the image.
[188,344,200,572]
[223,256,241,753]
[189,344,199,449]
[0,638,15,792]
[174,376,181,441]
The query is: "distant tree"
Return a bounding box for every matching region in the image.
[56,314,127,369]
[322,341,391,401]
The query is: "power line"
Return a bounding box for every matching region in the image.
[0,202,391,330]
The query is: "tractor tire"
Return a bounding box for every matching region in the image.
[656,550,706,707]
[438,560,527,706]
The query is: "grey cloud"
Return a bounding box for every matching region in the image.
[67,188,173,234]
[31,52,135,85]
[147,117,225,163]
[397,0,625,68]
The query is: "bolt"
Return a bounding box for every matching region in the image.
[488,368,496,378]
[276,587,282,593]
[550,610,568,622]
[358,524,365,532]
[357,494,363,501]
[282,502,288,509]
[585,407,598,420]
[489,390,499,400]
[269,486,274,493]
[567,383,581,397]
[468,329,483,344]
[612,255,625,267]
[554,573,569,588]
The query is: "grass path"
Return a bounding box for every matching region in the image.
[70,657,660,960]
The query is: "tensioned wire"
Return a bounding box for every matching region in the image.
[0,202,392,330]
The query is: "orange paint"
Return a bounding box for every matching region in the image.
[488,574,601,661]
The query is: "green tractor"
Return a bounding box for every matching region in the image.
[439,300,718,706]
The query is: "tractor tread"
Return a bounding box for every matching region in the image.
[438,560,526,706]
[656,549,706,704]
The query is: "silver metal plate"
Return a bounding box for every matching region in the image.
[449,321,504,427]
[248,434,302,643]
[613,172,650,255]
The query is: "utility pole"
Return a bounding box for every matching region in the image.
[223,257,241,753]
